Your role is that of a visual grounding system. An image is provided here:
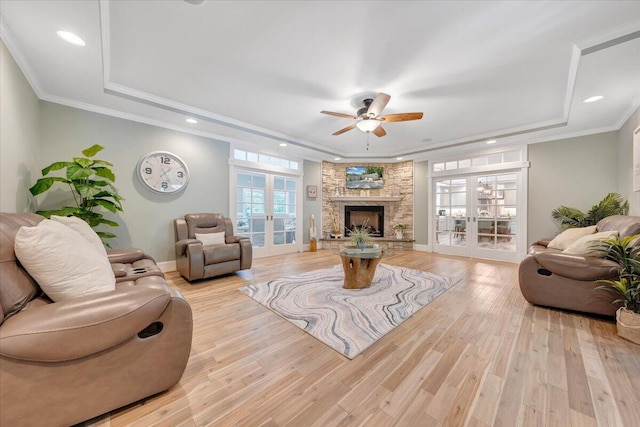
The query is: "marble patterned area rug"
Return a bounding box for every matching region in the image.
[238,263,460,359]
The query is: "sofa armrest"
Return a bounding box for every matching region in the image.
[175,239,201,256]
[239,237,253,270]
[0,284,171,362]
[533,238,552,247]
[107,248,146,264]
[226,235,249,244]
[534,252,619,281]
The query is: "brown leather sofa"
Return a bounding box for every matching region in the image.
[0,213,193,427]
[519,215,640,316]
[174,213,252,281]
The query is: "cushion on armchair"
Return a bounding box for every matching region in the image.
[195,231,226,246]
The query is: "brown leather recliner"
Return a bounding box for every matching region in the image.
[0,213,193,427]
[174,213,252,281]
[519,215,640,316]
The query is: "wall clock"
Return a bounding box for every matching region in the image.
[137,151,189,194]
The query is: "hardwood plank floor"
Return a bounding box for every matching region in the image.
[84,250,640,426]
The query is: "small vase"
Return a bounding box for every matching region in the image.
[395,230,403,240]
[356,241,365,250]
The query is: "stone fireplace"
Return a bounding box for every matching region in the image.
[320,161,414,251]
[345,205,384,237]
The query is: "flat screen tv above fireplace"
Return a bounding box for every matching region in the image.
[346,166,384,189]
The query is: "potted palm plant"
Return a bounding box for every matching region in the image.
[552,192,629,229]
[594,234,640,344]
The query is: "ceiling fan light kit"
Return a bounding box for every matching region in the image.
[356,119,381,132]
[321,92,423,139]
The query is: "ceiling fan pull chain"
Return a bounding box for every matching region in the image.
[366,132,370,151]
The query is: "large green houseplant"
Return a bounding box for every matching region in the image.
[551,192,629,229]
[594,234,640,344]
[29,144,123,246]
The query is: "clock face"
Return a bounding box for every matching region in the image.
[137,151,189,193]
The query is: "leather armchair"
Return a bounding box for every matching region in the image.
[519,215,640,316]
[174,213,252,281]
[0,213,193,427]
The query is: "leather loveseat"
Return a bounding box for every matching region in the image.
[519,215,640,316]
[0,213,193,427]
[174,213,252,281]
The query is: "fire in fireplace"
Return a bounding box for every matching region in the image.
[345,206,384,237]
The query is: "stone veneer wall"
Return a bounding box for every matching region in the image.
[321,161,414,240]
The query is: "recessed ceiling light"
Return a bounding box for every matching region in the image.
[583,95,604,103]
[334,157,341,161]
[486,140,497,144]
[396,157,403,160]
[185,118,197,124]
[279,143,287,147]
[56,31,85,46]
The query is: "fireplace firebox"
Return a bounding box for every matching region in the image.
[345,206,384,237]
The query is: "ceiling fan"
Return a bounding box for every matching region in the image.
[321,93,423,137]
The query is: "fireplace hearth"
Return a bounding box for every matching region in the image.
[345,205,384,237]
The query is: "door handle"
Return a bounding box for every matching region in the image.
[473,217,477,222]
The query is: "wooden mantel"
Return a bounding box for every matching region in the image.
[328,196,403,202]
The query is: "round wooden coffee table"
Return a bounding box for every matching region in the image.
[338,246,393,289]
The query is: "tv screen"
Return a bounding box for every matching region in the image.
[346,166,384,189]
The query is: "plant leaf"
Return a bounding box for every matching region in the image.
[41,161,72,176]
[91,199,119,213]
[98,218,120,227]
[36,207,82,218]
[66,164,93,180]
[73,157,93,168]
[29,177,69,195]
[75,183,102,199]
[82,144,104,158]
[94,167,115,182]
[92,159,114,167]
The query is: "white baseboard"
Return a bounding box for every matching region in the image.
[413,243,431,252]
[157,260,177,273]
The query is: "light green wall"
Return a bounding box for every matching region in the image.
[617,106,640,215]
[527,131,619,243]
[302,160,322,244]
[38,102,230,262]
[413,160,429,244]
[0,40,40,212]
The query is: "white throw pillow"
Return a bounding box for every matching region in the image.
[562,230,619,256]
[14,219,116,302]
[195,231,226,246]
[50,215,107,256]
[547,226,597,250]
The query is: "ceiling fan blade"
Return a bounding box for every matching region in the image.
[372,126,387,137]
[366,93,391,117]
[333,124,356,135]
[380,112,424,122]
[321,110,357,119]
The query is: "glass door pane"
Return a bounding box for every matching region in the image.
[435,178,467,247]
[476,174,516,252]
[236,171,267,248]
[272,176,297,246]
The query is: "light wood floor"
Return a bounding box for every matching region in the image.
[87,250,640,427]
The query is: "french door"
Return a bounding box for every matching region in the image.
[433,172,521,262]
[232,169,301,258]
